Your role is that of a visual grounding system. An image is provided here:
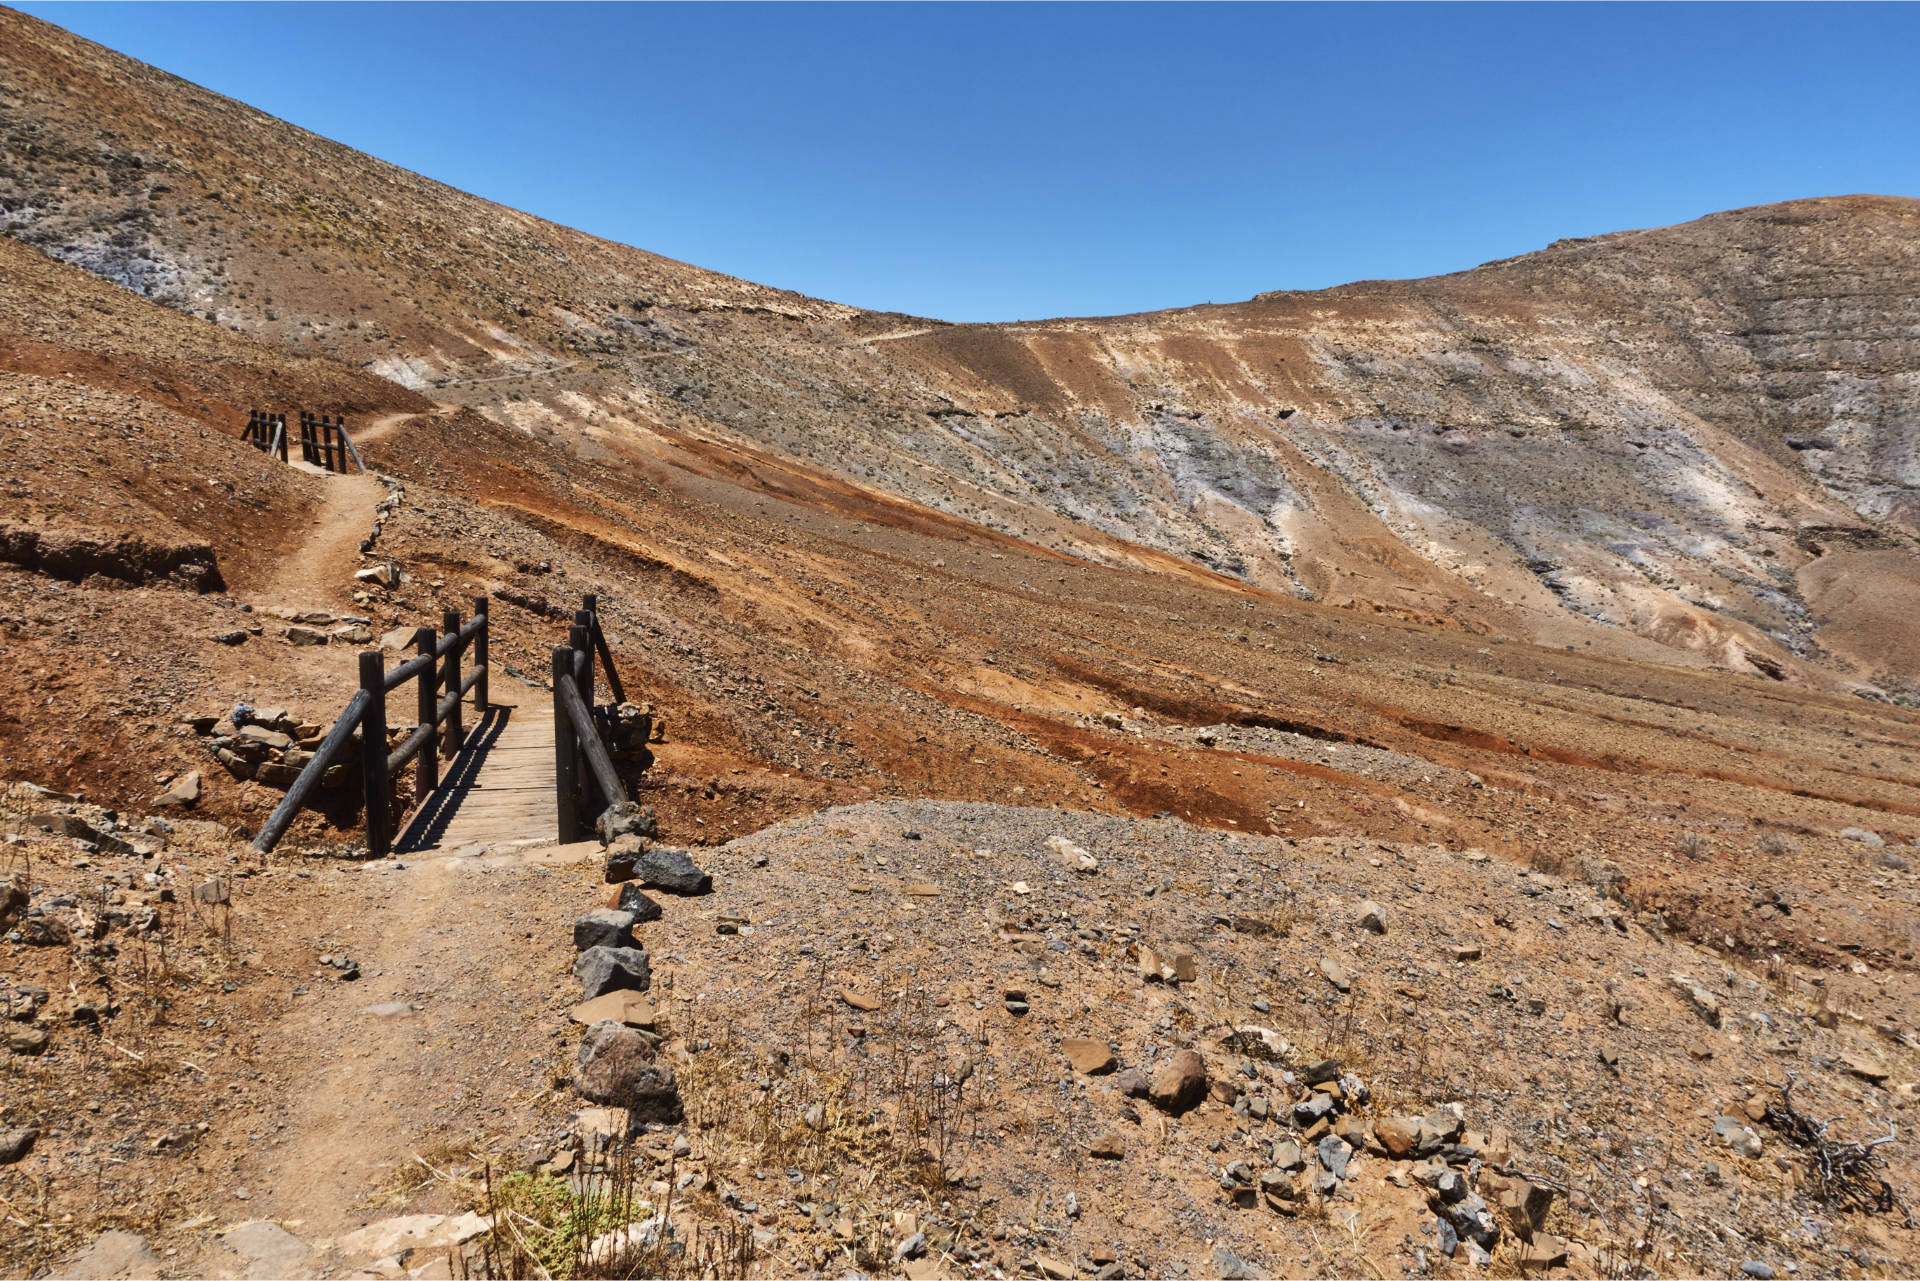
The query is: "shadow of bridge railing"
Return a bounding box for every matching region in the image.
[394,704,512,853]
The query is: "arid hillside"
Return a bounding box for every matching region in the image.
[2,11,1919,1281]
[5,7,1919,688]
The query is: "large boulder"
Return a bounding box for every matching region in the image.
[574,1020,682,1121]
[638,847,711,896]
[574,945,651,1000]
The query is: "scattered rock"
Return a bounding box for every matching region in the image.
[1357,900,1387,933]
[193,876,230,906]
[841,988,881,1012]
[1062,1036,1117,1074]
[1114,1067,1150,1098]
[1517,1233,1570,1270]
[334,1213,491,1264]
[1713,1114,1763,1159]
[1171,948,1198,983]
[8,1025,49,1056]
[1090,1133,1125,1159]
[53,1230,159,1279]
[154,771,201,808]
[284,625,327,646]
[1212,1246,1266,1280]
[1842,1053,1890,1084]
[1840,827,1885,847]
[1671,973,1721,1026]
[574,945,651,999]
[1149,1048,1207,1113]
[1418,1103,1465,1150]
[1047,833,1099,873]
[1373,1116,1419,1159]
[1033,1252,1073,1280]
[574,1019,682,1121]
[0,1126,38,1164]
[1318,956,1351,992]
[218,1220,313,1280]
[1294,1092,1337,1127]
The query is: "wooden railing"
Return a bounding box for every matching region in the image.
[298,411,366,473]
[251,597,490,857]
[243,410,288,462]
[552,593,630,842]
[242,409,363,472]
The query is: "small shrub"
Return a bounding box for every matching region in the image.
[1757,830,1800,857]
[1676,832,1710,860]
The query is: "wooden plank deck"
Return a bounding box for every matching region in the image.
[396,684,557,852]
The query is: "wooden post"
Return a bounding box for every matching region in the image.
[414,626,438,801]
[583,593,626,705]
[553,646,580,843]
[359,650,389,858]
[273,415,287,462]
[569,625,597,819]
[473,595,489,713]
[573,609,596,706]
[442,607,463,757]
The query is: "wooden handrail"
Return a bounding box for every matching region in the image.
[556,672,626,809]
[551,593,631,842]
[249,595,491,857]
[245,410,364,471]
[251,687,370,854]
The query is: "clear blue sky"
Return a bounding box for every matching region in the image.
[18,2,1920,322]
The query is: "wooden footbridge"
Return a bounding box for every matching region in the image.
[253,594,636,856]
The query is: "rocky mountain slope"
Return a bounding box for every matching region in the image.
[2,9,1919,1281]
[4,7,1918,688]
